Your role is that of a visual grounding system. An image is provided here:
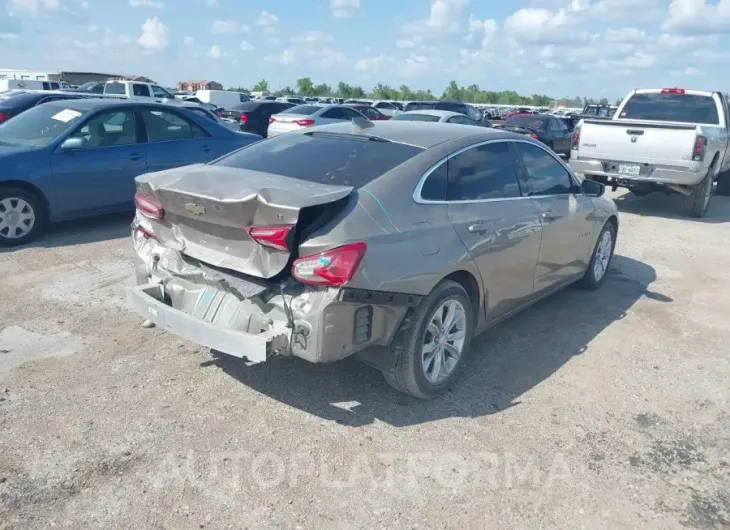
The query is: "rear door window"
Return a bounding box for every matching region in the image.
[215,132,424,188]
[445,142,521,201]
[141,109,209,142]
[620,93,719,124]
[133,84,151,97]
[321,107,346,119]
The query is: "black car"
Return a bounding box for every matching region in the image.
[499,114,572,156]
[0,91,90,123]
[219,100,295,137]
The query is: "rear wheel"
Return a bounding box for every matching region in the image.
[0,188,46,247]
[716,170,730,197]
[383,280,473,399]
[686,169,714,218]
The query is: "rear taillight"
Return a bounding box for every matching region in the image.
[269,117,276,124]
[0,112,8,123]
[134,191,164,220]
[528,133,538,139]
[246,225,293,252]
[693,135,707,162]
[291,242,367,286]
[661,87,685,94]
[571,127,581,150]
[293,119,314,126]
[240,112,249,124]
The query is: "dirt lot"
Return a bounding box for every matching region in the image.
[1,190,729,529]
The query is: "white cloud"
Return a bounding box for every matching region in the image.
[211,19,249,34]
[240,40,254,51]
[290,30,333,45]
[399,0,470,49]
[604,27,650,43]
[663,0,730,34]
[206,44,223,58]
[330,0,359,18]
[504,7,575,40]
[265,31,344,69]
[129,0,164,8]
[354,54,393,72]
[256,10,279,36]
[266,49,295,65]
[138,16,168,52]
[7,0,87,19]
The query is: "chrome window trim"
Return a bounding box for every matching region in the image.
[412,137,579,205]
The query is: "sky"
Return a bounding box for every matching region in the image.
[0,0,728,100]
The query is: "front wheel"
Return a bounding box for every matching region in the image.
[383,280,473,399]
[0,188,46,247]
[577,222,616,290]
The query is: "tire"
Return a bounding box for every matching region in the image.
[716,170,730,197]
[577,222,616,291]
[686,168,714,218]
[383,280,474,399]
[0,187,46,247]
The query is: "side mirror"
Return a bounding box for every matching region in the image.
[581,178,605,197]
[60,137,85,151]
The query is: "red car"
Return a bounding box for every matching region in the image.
[346,104,390,120]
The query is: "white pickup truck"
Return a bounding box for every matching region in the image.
[102,80,176,102]
[569,87,730,217]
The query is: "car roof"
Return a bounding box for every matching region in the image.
[301,120,515,149]
[399,109,462,119]
[40,98,167,111]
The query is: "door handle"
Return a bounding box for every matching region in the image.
[202,145,212,152]
[541,211,556,222]
[468,221,489,233]
[127,153,143,161]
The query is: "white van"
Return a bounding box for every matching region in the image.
[0,79,61,91]
[194,90,249,109]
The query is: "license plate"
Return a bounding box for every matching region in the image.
[618,164,640,176]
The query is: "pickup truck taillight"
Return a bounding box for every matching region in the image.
[693,135,707,162]
[571,127,581,150]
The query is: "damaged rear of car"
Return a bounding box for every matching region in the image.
[128,127,426,367]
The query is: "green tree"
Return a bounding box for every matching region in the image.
[598,97,609,105]
[252,79,269,93]
[399,84,415,101]
[274,86,295,96]
[313,83,332,96]
[441,80,464,101]
[372,83,399,100]
[296,77,315,96]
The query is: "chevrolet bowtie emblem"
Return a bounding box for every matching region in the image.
[184,203,206,215]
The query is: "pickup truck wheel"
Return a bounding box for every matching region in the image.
[383,280,473,399]
[687,170,713,218]
[716,171,730,196]
[0,188,46,247]
[577,222,616,290]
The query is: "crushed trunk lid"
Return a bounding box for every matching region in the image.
[135,164,353,278]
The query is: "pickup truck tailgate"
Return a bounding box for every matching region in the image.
[578,119,697,167]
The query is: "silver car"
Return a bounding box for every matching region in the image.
[392,109,486,127]
[267,104,367,137]
[127,121,619,399]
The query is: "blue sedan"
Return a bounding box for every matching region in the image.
[0,99,261,245]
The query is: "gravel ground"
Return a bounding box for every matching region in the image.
[1,190,729,529]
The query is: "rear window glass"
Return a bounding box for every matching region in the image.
[105,83,125,95]
[620,93,719,124]
[434,102,466,114]
[404,102,435,112]
[215,132,424,187]
[284,105,320,115]
[393,113,440,122]
[503,115,547,130]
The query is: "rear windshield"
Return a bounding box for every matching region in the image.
[404,102,435,112]
[105,83,126,95]
[392,113,440,122]
[434,102,466,113]
[284,105,320,115]
[503,115,547,130]
[215,132,424,187]
[619,93,719,124]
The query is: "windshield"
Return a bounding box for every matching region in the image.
[503,115,547,130]
[283,105,320,115]
[0,104,86,147]
[619,93,719,124]
[392,113,441,122]
[215,132,424,187]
